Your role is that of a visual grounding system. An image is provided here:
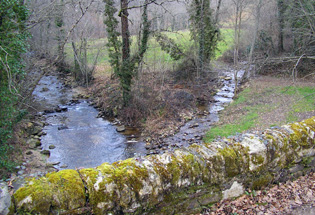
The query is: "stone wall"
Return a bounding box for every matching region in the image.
[10,117,315,214]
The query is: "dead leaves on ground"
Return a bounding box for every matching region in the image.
[200,172,315,215]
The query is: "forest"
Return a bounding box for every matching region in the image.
[0,0,314,213]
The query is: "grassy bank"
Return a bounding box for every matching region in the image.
[204,77,315,142]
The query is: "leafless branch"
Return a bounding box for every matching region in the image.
[292,54,305,83]
[57,0,95,63]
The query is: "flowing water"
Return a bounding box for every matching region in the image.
[33,75,145,170]
[160,70,245,148]
[33,70,243,169]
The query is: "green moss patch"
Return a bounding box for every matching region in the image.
[252,172,273,190]
[14,169,86,214]
[218,144,250,177]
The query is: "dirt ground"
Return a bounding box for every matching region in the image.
[200,172,315,215]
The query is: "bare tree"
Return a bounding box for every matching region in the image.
[248,0,263,64]
[231,0,249,95]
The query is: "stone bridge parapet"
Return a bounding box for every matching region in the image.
[10,117,315,214]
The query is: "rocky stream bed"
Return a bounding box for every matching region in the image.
[0,67,245,215]
[23,68,244,172]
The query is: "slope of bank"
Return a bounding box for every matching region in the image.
[201,75,315,214]
[204,75,315,143]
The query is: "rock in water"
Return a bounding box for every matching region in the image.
[189,123,199,128]
[0,182,11,215]
[58,125,69,130]
[116,125,126,132]
[40,150,50,156]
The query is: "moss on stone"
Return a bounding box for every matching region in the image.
[219,147,239,177]
[97,162,114,175]
[302,117,315,131]
[251,154,265,166]
[289,122,312,148]
[12,117,315,215]
[301,156,313,167]
[219,144,249,177]
[252,172,273,190]
[14,169,86,214]
[80,159,150,214]
[166,155,181,185]
[112,158,149,192]
[207,154,224,184]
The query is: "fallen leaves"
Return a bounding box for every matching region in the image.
[201,172,315,215]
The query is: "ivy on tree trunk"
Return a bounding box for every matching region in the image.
[104,0,150,106]
[188,0,219,74]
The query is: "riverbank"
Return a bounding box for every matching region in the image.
[89,61,243,154]
[204,75,315,143]
[200,74,315,214]
[0,58,91,181]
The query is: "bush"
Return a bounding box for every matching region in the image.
[0,0,29,179]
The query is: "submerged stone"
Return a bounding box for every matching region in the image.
[40,150,50,156]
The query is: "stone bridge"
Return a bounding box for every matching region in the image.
[9,117,315,214]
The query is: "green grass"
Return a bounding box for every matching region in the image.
[230,88,251,106]
[215,28,234,59]
[65,28,235,71]
[282,86,315,122]
[203,83,315,143]
[204,111,258,142]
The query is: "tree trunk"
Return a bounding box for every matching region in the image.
[72,42,80,81]
[121,0,130,62]
[198,0,205,75]
[120,0,131,106]
[55,0,65,71]
[233,2,240,67]
[277,0,285,53]
[214,0,222,24]
[248,0,263,63]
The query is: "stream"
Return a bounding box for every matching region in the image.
[32,70,243,170]
[33,75,146,170]
[160,70,245,148]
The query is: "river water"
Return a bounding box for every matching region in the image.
[33,70,243,170]
[160,70,245,148]
[33,75,145,169]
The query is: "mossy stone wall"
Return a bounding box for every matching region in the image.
[11,117,315,214]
